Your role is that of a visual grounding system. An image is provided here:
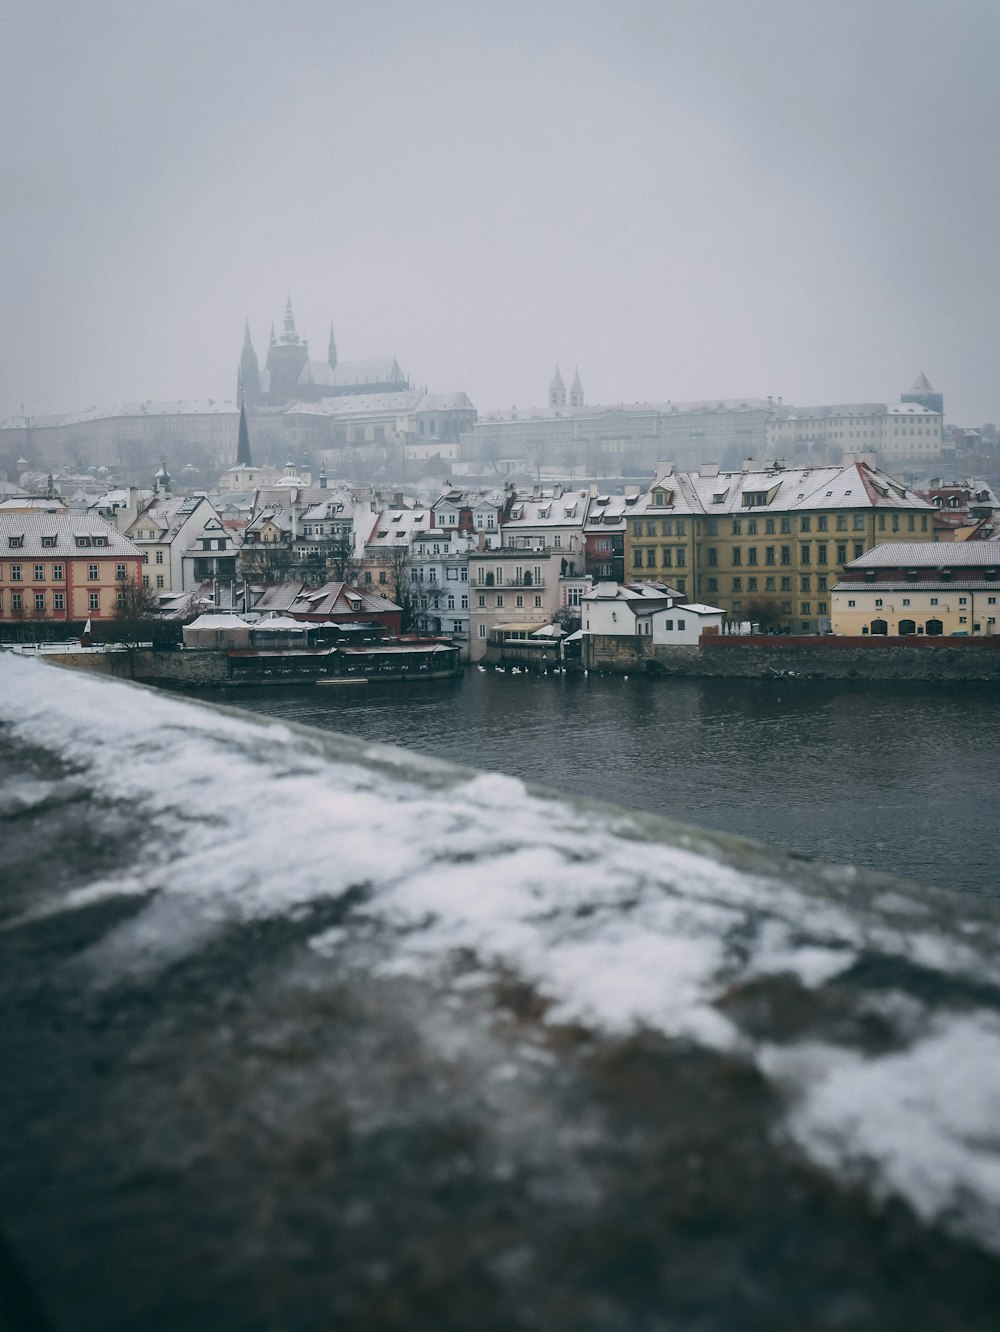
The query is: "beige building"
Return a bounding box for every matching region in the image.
[468,544,565,661]
[832,543,1000,637]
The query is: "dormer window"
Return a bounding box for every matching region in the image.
[41,535,57,547]
[93,535,108,547]
[74,535,92,547]
[8,534,24,548]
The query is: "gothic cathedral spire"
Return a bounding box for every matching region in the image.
[328,321,338,370]
[237,319,261,404]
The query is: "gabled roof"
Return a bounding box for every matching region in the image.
[285,581,401,617]
[634,462,934,515]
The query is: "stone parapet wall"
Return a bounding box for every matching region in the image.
[4,655,1000,1330]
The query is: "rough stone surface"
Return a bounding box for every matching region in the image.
[2,656,1000,1330]
[585,635,1000,679]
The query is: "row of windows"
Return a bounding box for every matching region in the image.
[629,513,928,539]
[630,520,690,538]
[417,594,469,610]
[1,591,102,612]
[476,566,545,586]
[410,567,471,582]
[0,562,129,582]
[631,546,688,569]
[476,593,545,609]
[706,542,866,567]
[848,595,997,608]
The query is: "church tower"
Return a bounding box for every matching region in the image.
[569,367,584,408]
[236,399,252,467]
[265,295,310,406]
[328,322,338,371]
[549,365,566,408]
[902,371,944,418]
[237,320,261,405]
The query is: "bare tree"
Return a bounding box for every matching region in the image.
[325,528,361,584]
[383,543,417,633]
[112,576,161,641]
[743,596,787,633]
[239,540,295,585]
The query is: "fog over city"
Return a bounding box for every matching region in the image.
[3,0,999,423]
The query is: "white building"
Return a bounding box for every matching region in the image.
[126,492,241,594]
[409,527,476,649]
[767,402,943,464]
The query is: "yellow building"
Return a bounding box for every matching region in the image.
[625,456,936,633]
[832,543,1000,637]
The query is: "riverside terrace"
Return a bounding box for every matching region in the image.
[3,656,1000,1330]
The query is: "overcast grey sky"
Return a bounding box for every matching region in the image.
[2,0,998,423]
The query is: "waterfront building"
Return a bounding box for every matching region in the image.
[259,580,403,636]
[462,485,593,659]
[624,455,937,634]
[581,581,683,636]
[0,512,142,628]
[467,544,565,661]
[580,581,725,668]
[831,542,1000,637]
[126,493,241,594]
[409,526,476,649]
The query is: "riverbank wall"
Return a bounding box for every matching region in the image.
[584,633,1000,680]
[6,645,460,688]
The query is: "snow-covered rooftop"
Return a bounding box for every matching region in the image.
[0,511,140,558]
[846,542,1000,569]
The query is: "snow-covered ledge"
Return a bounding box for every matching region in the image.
[3,654,1000,1330]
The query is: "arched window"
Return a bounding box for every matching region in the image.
[899,619,916,636]
[870,618,888,636]
[925,618,944,636]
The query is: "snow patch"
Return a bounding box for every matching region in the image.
[763,1015,1000,1252]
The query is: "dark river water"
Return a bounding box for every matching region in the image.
[201,671,1000,898]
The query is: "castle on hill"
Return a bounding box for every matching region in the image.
[238,297,410,408]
